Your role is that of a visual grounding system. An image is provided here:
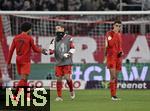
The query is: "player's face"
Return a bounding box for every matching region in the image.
[113,23,122,32]
[55,26,64,32]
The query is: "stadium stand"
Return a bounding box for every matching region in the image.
[0,0,149,11]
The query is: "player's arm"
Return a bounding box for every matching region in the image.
[103,37,108,63]
[104,37,108,56]
[119,35,123,52]
[107,33,115,48]
[103,31,117,62]
[48,39,55,55]
[64,37,75,58]
[7,39,15,64]
[30,37,42,53]
[68,38,75,55]
[117,35,123,57]
[30,38,47,55]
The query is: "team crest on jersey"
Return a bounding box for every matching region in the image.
[108,36,112,40]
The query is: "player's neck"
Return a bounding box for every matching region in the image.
[22,31,30,35]
[112,29,119,33]
[21,32,27,34]
[21,29,31,34]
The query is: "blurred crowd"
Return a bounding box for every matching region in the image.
[0,0,150,11]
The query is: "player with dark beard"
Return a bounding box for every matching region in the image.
[48,23,75,101]
[104,20,123,100]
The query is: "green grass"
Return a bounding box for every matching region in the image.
[50,89,150,111]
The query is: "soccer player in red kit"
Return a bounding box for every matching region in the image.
[48,23,75,101]
[104,20,123,100]
[7,22,47,101]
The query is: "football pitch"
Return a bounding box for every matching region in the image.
[50,89,150,111]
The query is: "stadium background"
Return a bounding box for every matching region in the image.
[0,1,150,111]
[0,13,150,85]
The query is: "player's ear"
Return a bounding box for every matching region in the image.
[112,24,115,29]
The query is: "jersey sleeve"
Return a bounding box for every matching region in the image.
[7,39,16,64]
[106,32,115,48]
[30,37,42,53]
[68,37,75,54]
[118,34,123,52]
[104,37,108,56]
[48,39,55,55]
[69,38,75,49]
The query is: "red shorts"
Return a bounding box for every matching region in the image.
[55,65,72,77]
[107,57,122,71]
[16,62,30,75]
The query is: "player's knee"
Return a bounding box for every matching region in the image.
[66,78,71,81]
[21,74,28,80]
[57,76,62,81]
[64,75,70,81]
[111,75,117,80]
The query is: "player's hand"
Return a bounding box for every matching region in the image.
[63,53,70,58]
[42,48,48,55]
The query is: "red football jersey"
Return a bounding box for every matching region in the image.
[106,30,123,58]
[49,35,75,55]
[7,32,42,64]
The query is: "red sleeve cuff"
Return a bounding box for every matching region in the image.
[49,49,54,55]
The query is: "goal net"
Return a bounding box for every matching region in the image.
[0,11,150,81]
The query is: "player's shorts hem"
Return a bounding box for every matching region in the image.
[55,65,72,77]
[17,62,31,75]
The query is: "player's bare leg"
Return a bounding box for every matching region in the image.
[109,68,120,100]
[115,70,120,90]
[114,70,121,100]
[64,74,75,100]
[55,76,63,101]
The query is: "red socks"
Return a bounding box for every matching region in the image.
[67,80,73,92]
[17,79,27,87]
[110,79,117,97]
[56,80,73,97]
[15,79,28,96]
[56,81,62,97]
[115,79,118,91]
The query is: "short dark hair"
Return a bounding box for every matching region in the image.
[21,22,32,32]
[56,22,64,28]
[113,20,122,25]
